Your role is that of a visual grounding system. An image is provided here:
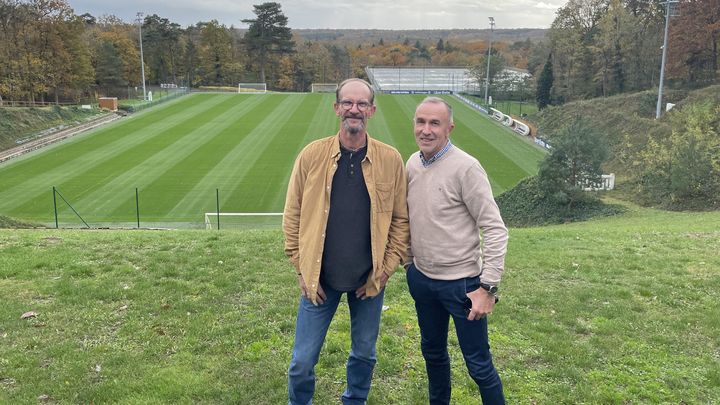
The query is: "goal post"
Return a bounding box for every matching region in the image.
[311,83,338,93]
[204,212,283,230]
[237,83,267,93]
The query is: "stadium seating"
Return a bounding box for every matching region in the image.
[366,67,479,93]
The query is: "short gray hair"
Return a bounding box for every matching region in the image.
[418,96,453,124]
[336,78,375,104]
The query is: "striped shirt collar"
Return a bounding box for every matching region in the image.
[419,140,453,167]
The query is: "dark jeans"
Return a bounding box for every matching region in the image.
[406,263,505,405]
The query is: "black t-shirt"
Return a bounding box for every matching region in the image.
[320,145,372,292]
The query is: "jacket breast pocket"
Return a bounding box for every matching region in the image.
[374,182,394,213]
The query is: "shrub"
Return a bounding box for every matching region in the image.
[635,102,720,210]
[497,177,624,227]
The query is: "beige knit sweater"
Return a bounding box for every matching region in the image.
[406,146,508,285]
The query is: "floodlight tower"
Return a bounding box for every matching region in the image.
[137,12,147,101]
[656,0,678,119]
[484,17,495,105]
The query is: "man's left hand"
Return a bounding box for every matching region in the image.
[465,288,496,321]
[355,271,390,300]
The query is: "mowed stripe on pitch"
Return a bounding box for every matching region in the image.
[64,94,249,215]
[164,94,309,219]
[268,93,339,212]
[103,94,277,220]
[224,93,330,213]
[0,94,232,218]
[0,93,545,224]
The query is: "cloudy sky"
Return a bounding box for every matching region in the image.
[67,0,568,30]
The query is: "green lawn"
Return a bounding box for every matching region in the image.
[0,93,544,228]
[0,205,718,403]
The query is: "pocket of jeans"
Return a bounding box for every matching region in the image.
[463,276,481,295]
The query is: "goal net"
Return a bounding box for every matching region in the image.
[238,83,267,93]
[311,83,338,93]
[204,212,283,230]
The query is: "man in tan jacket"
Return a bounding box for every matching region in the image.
[283,78,409,405]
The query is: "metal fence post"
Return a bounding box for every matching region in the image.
[52,186,58,229]
[135,188,140,229]
[216,188,220,230]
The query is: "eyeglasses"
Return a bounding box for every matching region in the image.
[338,100,372,111]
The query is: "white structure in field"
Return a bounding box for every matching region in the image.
[311,83,338,93]
[204,212,282,230]
[582,174,616,191]
[238,83,267,93]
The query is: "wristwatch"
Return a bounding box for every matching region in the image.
[479,282,498,295]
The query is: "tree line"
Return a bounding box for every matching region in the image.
[2,0,716,106]
[533,0,719,108]
[0,0,533,104]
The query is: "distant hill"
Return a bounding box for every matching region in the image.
[292,28,547,46]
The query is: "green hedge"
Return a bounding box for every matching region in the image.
[497,177,625,227]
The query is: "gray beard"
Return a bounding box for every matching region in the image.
[343,119,364,136]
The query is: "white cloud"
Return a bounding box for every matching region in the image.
[534,2,563,10]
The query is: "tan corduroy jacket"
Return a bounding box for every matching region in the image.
[283,133,409,304]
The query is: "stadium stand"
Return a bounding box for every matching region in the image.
[366,67,479,93]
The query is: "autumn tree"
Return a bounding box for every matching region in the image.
[141,14,182,84]
[667,0,720,85]
[242,2,294,85]
[548,0,608,101]
[195,20,235,85]
[469,48,506,95]
[0,0,93,103]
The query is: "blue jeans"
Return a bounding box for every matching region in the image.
[288,283,385,405]
[406,263,505,405]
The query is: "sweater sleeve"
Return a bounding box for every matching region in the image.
[461,161,508,285]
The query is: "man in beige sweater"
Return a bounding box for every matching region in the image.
[405,97,508,405]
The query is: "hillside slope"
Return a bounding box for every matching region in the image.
[0,206,718,403]
[0,106,104,152]
[527,85,720,178]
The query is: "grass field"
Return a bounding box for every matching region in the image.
[0,205,718,403]
[0,93,545,228]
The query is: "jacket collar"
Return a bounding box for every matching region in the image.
[332,133,373,163]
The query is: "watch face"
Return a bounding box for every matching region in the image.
[488,286,498,294]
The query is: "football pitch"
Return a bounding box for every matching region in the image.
[0,93,546,228]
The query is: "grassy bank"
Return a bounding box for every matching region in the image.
[0,106,104,152]
[0,206,718,404]
[526,85,720,177]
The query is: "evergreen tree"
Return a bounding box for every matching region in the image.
[242,2,294,84]
[538,118,609,208]
[95,40,127,96]
[536,54,554,110]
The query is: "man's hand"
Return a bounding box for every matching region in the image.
[297,274,326,305]
[355,271,390,300]
[465,288,496,321]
